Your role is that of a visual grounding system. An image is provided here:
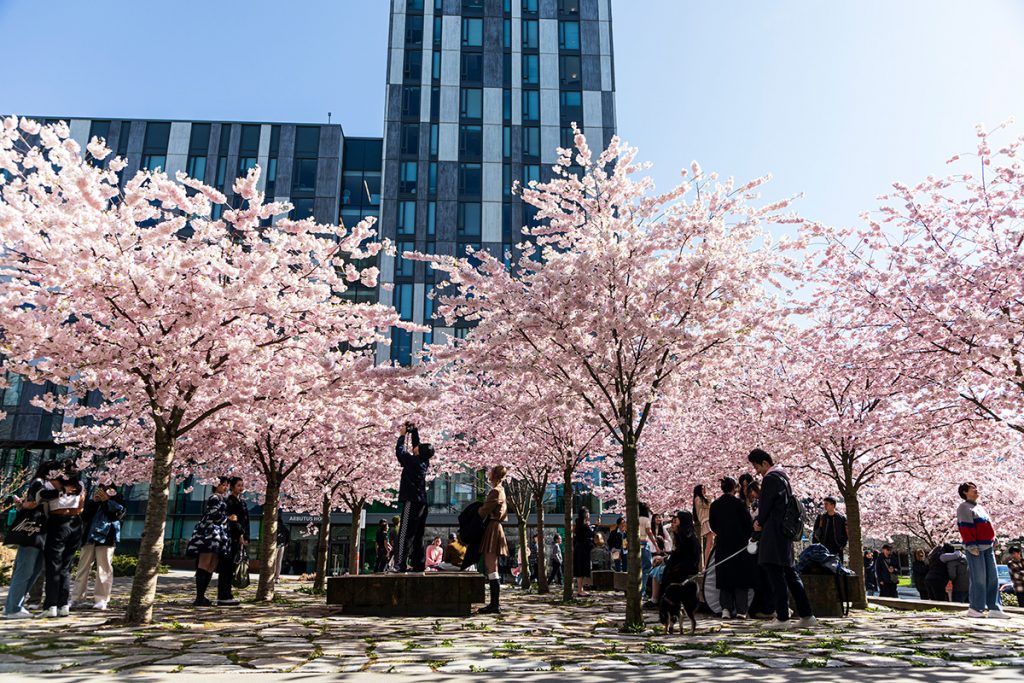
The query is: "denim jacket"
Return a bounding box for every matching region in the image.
[85,498,125,546]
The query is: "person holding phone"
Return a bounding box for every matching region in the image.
[71,483,125,611]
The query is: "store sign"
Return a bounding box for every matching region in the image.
[282,509,366,528]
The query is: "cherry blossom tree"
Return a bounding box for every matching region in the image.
[809,121,1024,439]
[417,131,799,626]
[0,117,402,624]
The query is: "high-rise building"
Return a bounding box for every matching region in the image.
[378,0,616,364]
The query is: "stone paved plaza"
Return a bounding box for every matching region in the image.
[2,571,1024,676]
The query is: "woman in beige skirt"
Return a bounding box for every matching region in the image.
[477,465,509,614]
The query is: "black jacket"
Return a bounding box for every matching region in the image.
[663,514,701,586]
[812,512,848,555]
[225,494,250,542]
[756,469,795,567]
[396,434,431,503]
[709,493,755,590]
[607,528,624,551]
[875,553,900,586]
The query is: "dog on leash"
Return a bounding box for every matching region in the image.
[659,579,699,635]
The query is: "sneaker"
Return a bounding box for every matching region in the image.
[797,616,818,628]
[193,597,213,607]
[216,599,241,607]
[36,607,57,619]
[720,613,732,620]
[477,604,501,615]
[764,618,793,631]
[735,613,749,620]
[92,601,108,611]
[965,608,987,618]
[642,600,658,611]
[3,609,32,620]
[57,605,71,617]
[987,609,1011,620]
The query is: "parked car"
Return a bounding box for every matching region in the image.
[996,564,1014,594]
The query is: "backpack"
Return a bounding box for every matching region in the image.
[770,471,807,543]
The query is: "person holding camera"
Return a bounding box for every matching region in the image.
[71,482,125,611]
[394,421,434,572]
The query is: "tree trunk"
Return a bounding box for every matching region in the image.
[517,516,530,590]
[622,441,643,629]
[535,492,549,594]
[348,500,363,575]
[125,432,175,625]
[255,476,282,601]
[313,493,331,592]
[843,491,868,609]
[562,466,574,603]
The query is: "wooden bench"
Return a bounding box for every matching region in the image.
[591,570,622,591]
[326,572,486,617]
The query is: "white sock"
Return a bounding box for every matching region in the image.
[488,572,499,581]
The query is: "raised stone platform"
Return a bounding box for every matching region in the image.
[869,595,1024,615]
[591,570,627,591]
[326,572,486,617]
[799,572,857,618]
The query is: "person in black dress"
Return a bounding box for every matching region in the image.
[709,476,755,619]
[186,477,231,606]
[217,477,250,606]
[573,507,595,597]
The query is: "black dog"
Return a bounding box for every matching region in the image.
[659,580,699,635]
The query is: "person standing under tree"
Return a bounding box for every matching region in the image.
[573,507,595,598]
[875,544,900,598]
[217,477,249,607]
[477,465,509,614]
[811,497,848,562]
[956,482,1010,619]
[748,448,816,630]
[38,465,84,619]
[709,476,755,619]
[71,483,125,611]
[692,485,714,569]
[911,549,929,600]
[549,534,564,585]
[187,477,231,606]
[1006,546,1024,608]
[394,422,434,572]
[273,510,291,583]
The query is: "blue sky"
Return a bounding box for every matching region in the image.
[2,0,1023,229]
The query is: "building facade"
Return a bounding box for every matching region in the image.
[1,0,616,573]
[378,0,616,364]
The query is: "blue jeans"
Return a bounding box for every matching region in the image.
[641,544,653,599]
[4,546,45,615]
[965,547,1001,612]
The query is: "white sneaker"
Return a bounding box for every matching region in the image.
[36,607,57,619]
[3,609,32,620]
[965,608,987,618]
[92,601,108,611]
[764,618,793,630]
[720,613,732,620]
[57,605,70,617]
[987,609,1011,620]
[797,616,819,628]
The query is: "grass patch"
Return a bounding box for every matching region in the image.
[427,660,448,671]
[620,622,645,634]
[797,657,829,668]
[711,642,734,656]
[440,639,454,648]
[972,659,996,667]
[642,641,668,655]
[295,586,325,596]
[501,640,524,651]
[813,637,849,650]
[404,641,424,651]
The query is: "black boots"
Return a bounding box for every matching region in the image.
[194,569,212,606]
[478,579,501,614]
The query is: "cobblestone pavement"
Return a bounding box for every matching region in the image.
[2,571,1024,675]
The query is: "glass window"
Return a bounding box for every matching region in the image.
[428,161,437,194]
[430,124,438,156]
[186,155,206,181]
[460,88,483,119]
[364,171,381,205]
[433,16,442,47]
[401,124,420,156]
[342,172,362,205]
[560,90,583,122]
[188,122,211,154]
[522,54,539,84]
[559,21,580,50]
[406,15,424,46]
[432,51,441,80]
[391,327,412,365]
[216,156,227,189]
[503,19,511,48]
[239,124,260,155]
[503,126,511,158]
[398,201,416,235]
[431,86,440,118]
[560,126,576,149]
[395,284,414,319]
[400,161,418,194]
[141,155,165,172]
[560,55,581,86]
[424,283,435,327]
[503,89,512,121]
[143,121,170,154]
[290,197,314,220]
[459,125,483,157]
[407,0,424,10]
[397,241,416,277]
[2,373,23,407]
[295,127,320,156]
[266,157,278,197]
[401,87,422,117]
[458,202,482,236]
[404,50,423,81]
[461,18,483,47]
[463,0,485,11]
[237,156,256,178]
[461,53,483,82]
[559,0,580,15]
[293,158,318,193]
[522,19,538,49]
[522,126,540,157]
[427,201,436,237]
[522,90,540,122]
[522,0,538,15]
[503,164,512,197]
[524,164,540,185]
[88,120,111,145]
[459,163,482,196]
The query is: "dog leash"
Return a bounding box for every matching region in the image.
[667,540,756,589]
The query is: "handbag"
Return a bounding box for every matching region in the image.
[5,506,47,549]
[232,545,251,589]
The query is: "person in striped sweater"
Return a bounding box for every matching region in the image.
[956,482,1010,619]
